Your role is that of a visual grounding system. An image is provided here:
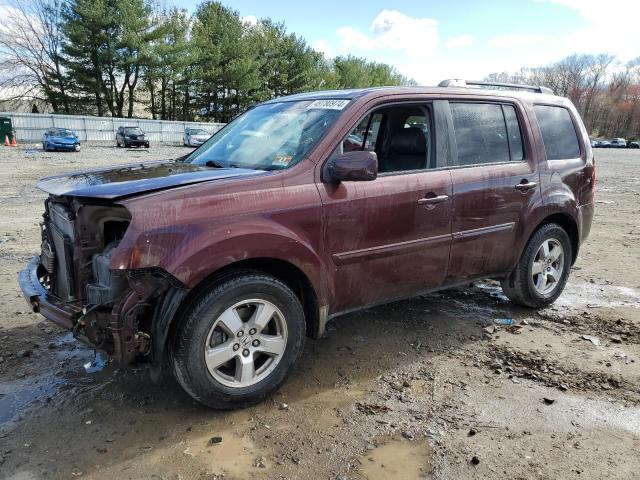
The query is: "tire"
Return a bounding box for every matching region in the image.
[501,223,572,308]
[170,270,306,409]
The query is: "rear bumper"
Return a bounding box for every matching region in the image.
[18,256,81,330]
[579,202,594,243]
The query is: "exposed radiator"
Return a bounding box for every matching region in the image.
[46,203,76,301]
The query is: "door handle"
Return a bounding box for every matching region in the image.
[418,194,449,205]
[514,181,537,192]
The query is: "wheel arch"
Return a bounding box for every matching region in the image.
[180,257,320,339]
[150,256,323,381]
[530,212,580,264]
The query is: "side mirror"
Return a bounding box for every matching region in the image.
[328,150,378,182]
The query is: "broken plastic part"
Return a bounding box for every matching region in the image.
[83,352,107,374]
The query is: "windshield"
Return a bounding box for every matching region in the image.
[124,127,143,135]
[186,99,349,170]
[51,128,75,137]
[190,128,208,135]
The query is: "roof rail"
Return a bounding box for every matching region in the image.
[438,79,554,95]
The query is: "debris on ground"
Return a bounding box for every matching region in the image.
[355,402,391,415]
[581,335,601,346]
[83,352,108,374]
[494,318,514,326]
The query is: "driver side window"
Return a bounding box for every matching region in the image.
[332,103,433,174]
[340,113,382,154]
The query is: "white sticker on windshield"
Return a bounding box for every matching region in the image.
[306,99,350,110]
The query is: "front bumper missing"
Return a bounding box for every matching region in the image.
[18,255,82,329]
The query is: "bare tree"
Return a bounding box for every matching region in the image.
[0,0,69,112]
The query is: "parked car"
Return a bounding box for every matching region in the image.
[116,126,149,148]
[610,138,627,148]
[628,141,640,149]
[183,127,211,147]
[590,139,598,148]
[597,140,611,148]
[19,81,595,409]
[42,128,80,152]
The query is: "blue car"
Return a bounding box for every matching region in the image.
[42,128,81,152]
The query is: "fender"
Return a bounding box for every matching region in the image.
[110,216,328,307]
[516,187,580,265]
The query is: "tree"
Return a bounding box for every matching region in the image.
[62,0,160,117]
[143,8,193,120]
[0,0,70,112]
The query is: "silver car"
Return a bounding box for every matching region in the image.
[183,127,211,147]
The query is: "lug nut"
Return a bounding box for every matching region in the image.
[242,349,250,357]
[233,343,240,351]
[237,330,244,338]
[252,339,260,347]
[249,328,257,335]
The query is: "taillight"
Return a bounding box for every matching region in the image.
[591,157,596,196]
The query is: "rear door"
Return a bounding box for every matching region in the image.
[318,101,453,313]
[444,99,542,283]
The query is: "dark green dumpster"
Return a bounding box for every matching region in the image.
[0,117,14,143]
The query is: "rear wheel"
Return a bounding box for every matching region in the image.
[170,271,306,409]
[501,223,572,308]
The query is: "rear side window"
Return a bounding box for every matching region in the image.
[451,103,523,166]
[534,105,581,160]
[503,105,524,161]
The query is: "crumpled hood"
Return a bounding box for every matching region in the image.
[37,160,265,200]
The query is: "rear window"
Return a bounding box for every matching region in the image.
[451,103,524,166]
[534,105,581,160]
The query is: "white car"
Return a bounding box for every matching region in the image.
[610,138,627,148]
[183,127,211,147]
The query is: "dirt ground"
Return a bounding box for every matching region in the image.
[0,144,639,480]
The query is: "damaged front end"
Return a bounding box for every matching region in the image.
[19,196,186,370]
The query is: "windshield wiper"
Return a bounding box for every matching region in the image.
[205,160,227,168]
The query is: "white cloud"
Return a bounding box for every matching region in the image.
[313,39,334,58]
[445,35,475,49]
[336,10,439,59]
[241,15,258,26]
[536,0,640,59]
[488,34,549,48]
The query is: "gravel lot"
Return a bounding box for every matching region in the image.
[0,144,639,480]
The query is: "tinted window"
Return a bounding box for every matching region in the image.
[534,105,581,160]
[503,105,524,161]
[451,103,510,165]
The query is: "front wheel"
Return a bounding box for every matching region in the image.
[170,271,306,409]
[501,223,572,308]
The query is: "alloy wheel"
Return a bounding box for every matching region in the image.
[204,299,288,388]
[531,238,564,295]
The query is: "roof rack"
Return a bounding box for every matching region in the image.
[438,79,554,95]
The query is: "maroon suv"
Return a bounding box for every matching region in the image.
[19,80,595,408]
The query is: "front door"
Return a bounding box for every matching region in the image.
[318,102,453,313]
[444,100,542,282]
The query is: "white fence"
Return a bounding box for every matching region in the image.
[0,112,225,144]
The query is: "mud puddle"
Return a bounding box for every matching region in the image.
[0,374,64,427]
[358,437,433,479]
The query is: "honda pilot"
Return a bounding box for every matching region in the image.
[19,80,595,408]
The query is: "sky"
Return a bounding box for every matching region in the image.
[172,0,640,85]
